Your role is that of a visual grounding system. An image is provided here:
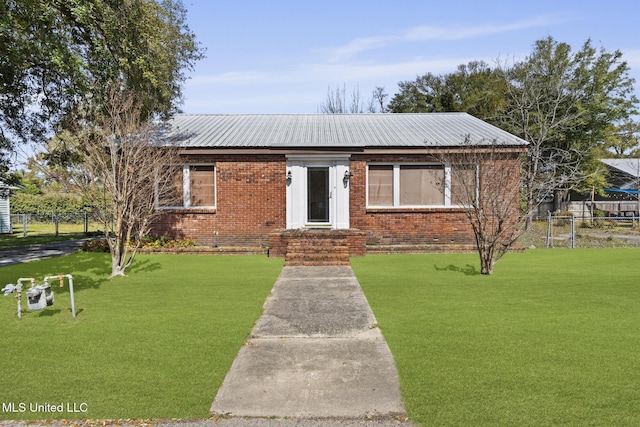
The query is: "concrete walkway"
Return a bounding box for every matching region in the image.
[210,266,409,423]
[0,240,86,267]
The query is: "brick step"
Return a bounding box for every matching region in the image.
[285,245,350,265]
[285,245,349,253]
[286,251,349,259]
[285,260,351,266]
[286,240,349,246]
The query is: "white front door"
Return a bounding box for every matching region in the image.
[286,155,350,229]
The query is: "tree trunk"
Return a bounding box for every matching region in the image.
[479,244,495,275]
[111,262,127,277]
[553,189,570,212]
[109,240,127,277]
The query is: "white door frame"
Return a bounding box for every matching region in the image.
[286,154,351,229]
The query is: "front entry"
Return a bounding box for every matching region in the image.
[307,167,330,223]
[286,155,350,229]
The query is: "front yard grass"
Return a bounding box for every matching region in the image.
[2,249,639,424]
[0,222,102,249]
[352,249,640,426]
[0,253,283,420]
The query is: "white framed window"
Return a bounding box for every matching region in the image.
[157,164,216,209]
[367,163,476,207]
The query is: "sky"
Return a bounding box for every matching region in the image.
[179,0,640,115]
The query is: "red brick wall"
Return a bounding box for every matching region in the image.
[349,153,520,246]
[150,154,287,247]
[151,151,521,249]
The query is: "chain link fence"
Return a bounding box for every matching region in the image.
[9,211,104,237]
[545,213,576,248]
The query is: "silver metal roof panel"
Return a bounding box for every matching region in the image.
[163,113,528,148]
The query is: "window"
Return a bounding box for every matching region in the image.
[399,165,444,205]
[367,163,476,207]
[368,165,393,206]
[450,165,477,205]
[157,165,216,208]
[190,166,215,206]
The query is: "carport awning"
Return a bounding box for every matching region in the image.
[604,187,638,195]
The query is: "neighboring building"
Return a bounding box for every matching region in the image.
[558,159,640,220]
[0,183,12,234]
[600,158,640,194]
[150,113,527,262]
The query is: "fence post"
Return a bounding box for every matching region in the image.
[570,214,576,249]
[22,214,27,237]
[84,211,89,235]
[54,212,59,237]
[546,211,552,248]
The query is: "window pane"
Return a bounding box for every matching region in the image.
[451,165,477,205]
[400,165,444,205]
[158,166,183,207]
[190,166,215,206]
[368,165,393,206]
[308,167,329,222]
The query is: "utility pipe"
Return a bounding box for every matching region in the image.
[44,275,75,318]
[15,278,35,318]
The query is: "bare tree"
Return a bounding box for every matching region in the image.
[317,84,348,113]
[318,84,388,113]
[370,86,389,113]
[436,137,525,275]
[78,86,182,277]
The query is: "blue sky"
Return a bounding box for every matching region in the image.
[181,1,640,114]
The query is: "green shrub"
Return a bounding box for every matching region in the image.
[81,239,110,252]
[11,192,91,215]
[139,235,196,249]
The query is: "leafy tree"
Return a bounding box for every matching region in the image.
[388,61,507,119]
[387,38,638,229]
[497,37,638,227]
[602,120,640,157]
[0,0,204,173]
[5,169,44,195]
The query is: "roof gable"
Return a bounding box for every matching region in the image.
[164,113,528,149]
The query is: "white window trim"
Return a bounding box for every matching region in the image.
[366,162,474,208]
[157,164,216,209]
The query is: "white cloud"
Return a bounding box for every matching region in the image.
[187,56,476,93]
[324,14,569,61]
[189,71,271,86]
[183,14,572,113]
[182,56,493,114]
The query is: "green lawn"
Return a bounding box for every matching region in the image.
[2,249,639,424]
[352,249,640,426]
[0,222,103,249]
[0,253,283,420]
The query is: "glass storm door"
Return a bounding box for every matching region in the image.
[307,167,330,223]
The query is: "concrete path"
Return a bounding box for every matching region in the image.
[210,266,409,423]
[0,240,86,267]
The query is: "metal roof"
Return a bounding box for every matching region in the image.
[163,113,528,149]
[600,158,640,178]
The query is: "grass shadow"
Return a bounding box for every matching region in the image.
[434,264,480,276]
[126,257,163,274]
[37,308,61,317]
[0,252,111,292]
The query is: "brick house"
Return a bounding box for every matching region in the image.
[150,113,527,263]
